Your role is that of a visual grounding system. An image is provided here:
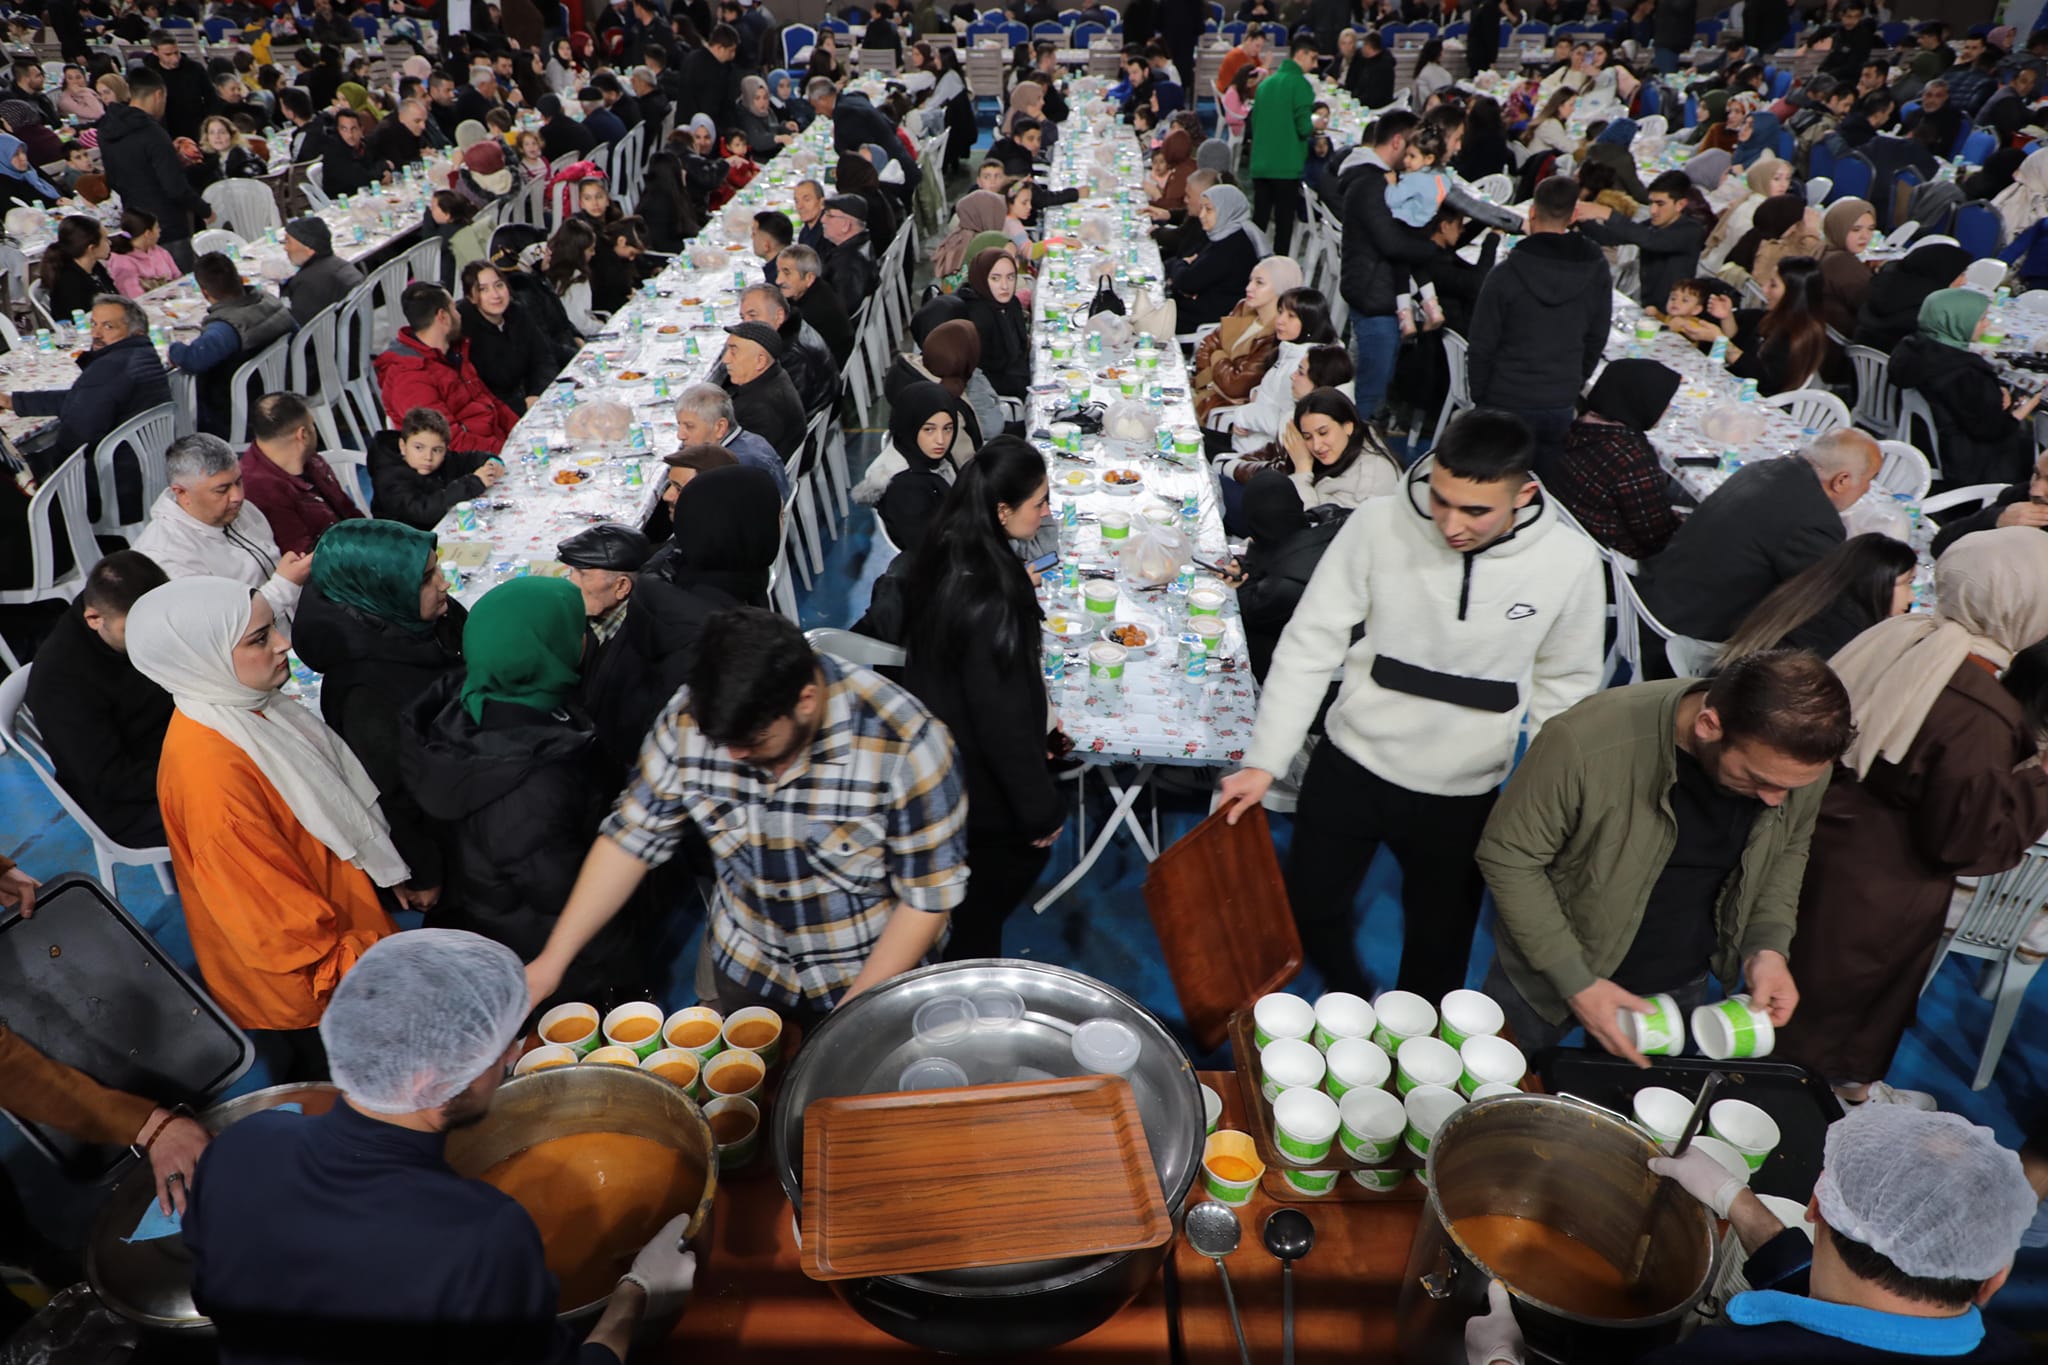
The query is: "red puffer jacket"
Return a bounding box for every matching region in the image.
[373,329,518,455]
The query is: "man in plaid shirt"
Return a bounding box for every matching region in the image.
[524,608,968,1023]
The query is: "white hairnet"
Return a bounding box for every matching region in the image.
[1814,1104,2037,1281]
[320,930,531,1115]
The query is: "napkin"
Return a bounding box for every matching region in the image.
[123,1104,303,1242]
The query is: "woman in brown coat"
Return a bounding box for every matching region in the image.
[1145,128,1197,216]
[1778,528,2048,1107]
[1192,255,1301,422]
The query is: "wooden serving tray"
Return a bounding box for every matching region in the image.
[799,1075,1173,1280]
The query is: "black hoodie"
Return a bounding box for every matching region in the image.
[1466,231,1613,413]
[97,101,208,244]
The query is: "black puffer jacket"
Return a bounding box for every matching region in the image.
[458,298,561,413]
[366,430,498,530]
[1466,232,1612,412]
[1238,510,1350,683]
[291,582,466,890]
[955,283,1030,398]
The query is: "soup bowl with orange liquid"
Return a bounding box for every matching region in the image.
[445,1064,717,1324]
[700,1048,765,1103]
[601,1002,666,1061]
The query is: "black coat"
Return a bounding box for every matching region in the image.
[1238,512,1350,683]
[46,260,116,322]
[1931,483,2032,558]
[97,101,208,243]
[1855,261,1953,353]
[366,429,498,530]
[1354,48,1396,108]
[291,582,466,890]
[1889,335,2035,487]
[797,277,856,366]
[723,362,806,460]
[458,300,559,414]
[1467,231,1611,412]
[1640,455,1846,642]
[1578,211,1707,311]
[321,140,388,199]
[821,232,879,318]
[955,283,1030,399]
[581,568,741,775]
[539,113,597,163]
[673,48,740,134]
[1337,154,1441,320]
[1166,227,1260,332]
[505,272,585,371]
[22,601,172,847]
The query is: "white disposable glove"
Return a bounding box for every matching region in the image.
[1464,1279,1525,1365]
[619,1212,697,1317]
[1649,1148,1747,1218]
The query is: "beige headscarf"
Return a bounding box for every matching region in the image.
[1003,80,1046,134]
[1830,528,2048,778]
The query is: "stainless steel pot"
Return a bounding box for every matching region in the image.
[1398,1093,1720,1365]
[771,959,1202,1355]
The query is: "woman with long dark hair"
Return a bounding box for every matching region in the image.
[1453,96,1514,181]
[542,219,601,336]
[636,152,700,253]
[590,216,649,315]
[1728,255,1834,395]
[1229,285,1338,454]
[1281,386,1403,510]
[1716,533,1919,666]
[896,436,1062,960]
[40,213,114,320]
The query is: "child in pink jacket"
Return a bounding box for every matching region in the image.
[105,210,181,298]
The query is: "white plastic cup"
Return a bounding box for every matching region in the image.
[721,1006,785,1068]
[535,1003,601,1057]
[1692,996,1776,1060]
[1312,992,1375,1050]
[1372,990,1437,1051]
[1349,1166,1408,1192]
[1402,1084,1466,1159]
[1082,578,1121,615]
[586,1044,642,1067]
[1202,1130,1265,1206]
[1756,1193,1814,1241]
[1337,1086,1407,1162]
[512,1043,577,1075]
[1322,1037,1392,1101]
[1708,1099,1781,1171]
[661,1005,726,1060]
[1186,585,1226,616]
[1272,1087,1342,1165]
[1394,1036,1463,1097]
[640,1047,702,1098]
[1437,990,1504,1048]
[1252,993,1316,1049]
[1632,1086,1695,1144]
[1200,1083,1223,1135]
[1260,1037,1326,1103]
[1457,1036,1526,1098]
[1683,1134,1753,1185]
[1469,1081,1521,1100]
[601,1001,666,1060]
[1619,993,1686,1056]
[1280,1166,1341,1196]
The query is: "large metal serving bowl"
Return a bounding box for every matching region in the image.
[443,1063,718,1324]
[772,959,1203,1355]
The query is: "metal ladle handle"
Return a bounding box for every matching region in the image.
[1214,1259,1253,1365]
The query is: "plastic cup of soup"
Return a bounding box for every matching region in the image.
[721,1006,785,1068]
[1272,1087,1341,1166]
[1372,991,1438,1051]
[1337,1086,1407,1162]
[586,1044,643,1067]
[702,1048,766,1103]
[641,1047,702,1098]
[1260,1037,1326,1103]
[1708,1099,1781,1171]
[1202,1129,1264,1206]
[602,1002,666,1060]
[663,1006,727,1061]
[1621,993,1687,1057]
[1322,1036,1391,1101]
[1083,579,1121,616]
[1252,993,1315,1049]
[513,1044,578,1076]
[536,1002,601,1057]
[1395,1036,1463,1097]
[1098,509,1132,545]
[1312,992,1375,1050]
[1458,1036,1527,1098]
[1186,585,1226,617]
[1437,990,1504,1048]
[706,1095,761,1171]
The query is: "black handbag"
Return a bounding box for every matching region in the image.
[1086,275,1125,317]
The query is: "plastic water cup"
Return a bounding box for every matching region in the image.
[535,1002,601,1057]
[1322,1037,1391,1101]
[1708,1099,1781,1171]
[1372,991,1438,1051]
[1272,1087,1342,1166]
[1259,1037,1325,1103]
[1402,1084,1466,1159]
[1252,993,1316,1049]
[1311,992,1375,1050]
[1437,990,1504,1048]
[1691,995,1776,1060]
[1202,1129,1265,1206]
[600,1001,666,1060]
[1457,1036,1526,1098]
[1337,1086,1407,1162]
[512,1044,577,1076]
[1394,1036,1463,1097]
[1632,1086,1695,1144]
[1621,993,1687,1056]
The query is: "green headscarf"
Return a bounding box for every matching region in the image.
[338,81,375,115]
[949,230,1013,286]
[460,577,587,723]
[1918,287,1990,350]
[311,520,438,634]
[1697,89,1729,127]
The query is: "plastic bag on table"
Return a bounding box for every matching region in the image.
[564,399,633,444]
[1842,494,1913,543]
[4,207,42,240]
[1077,213,1114,247]
[1083,310,1133,351]
[1122,520,1196,587]
[688,242,728,270]
[1130,290,1177,342]
[1699,401,1768,449]
[1102,398,1161,444]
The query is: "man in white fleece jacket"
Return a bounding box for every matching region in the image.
[1219,410,1607,1003]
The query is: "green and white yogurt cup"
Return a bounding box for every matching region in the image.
[1394,1036,1463,1097]
[1437,990,1504,1048]
[1708,1098,1781,1171]
[1321,1036,1391,1101]
[1260,1037,1325,1103]
[1272,1086,1342,1166]
[1337,1086,1407,1162]
[1371,990,1437,1051]
[1279,1166,1341,1197]
[1457,1035,1527,1098]
[1692,995,1775,1060]
[1082,578,1121,616]
[1349,1166,1408,1193]
[1312,992,1375,1051]
[1252,992,1316,1049]
[1620,993,1687,1057]
[1402,1084,1465,1159]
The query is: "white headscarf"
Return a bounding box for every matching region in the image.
[126,577,411,887]
[1992,151,2048,248]
[1829,528,2048,778]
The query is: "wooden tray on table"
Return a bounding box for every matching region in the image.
[798,1076,1173,1280]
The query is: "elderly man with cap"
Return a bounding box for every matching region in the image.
[576,84,627,146]
[537,93,597,163]
[558,523,654,647]
[183,930,697,1364]
[280,216,366,325]
[710,284,835,417]
[818,194,878,317]
[1466,1105,2038,1365]
[671,382,788,498]
[718,321,805,463]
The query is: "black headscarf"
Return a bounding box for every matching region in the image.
[888,381,961,468]
[1727,193,1807,275]
[1241,470,1309,576]
[663,465,782,605]
[1583,358,1681,432]
[1899,241,1973,286]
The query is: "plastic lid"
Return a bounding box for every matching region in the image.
[1071,1018,1142,1075]
[912,994,978,1045]
[970,988,1026,1028]
[899,1057,970,1091]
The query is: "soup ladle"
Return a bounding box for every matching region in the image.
[1184,1201,1253,1365]
[1262,1209,1315,1365]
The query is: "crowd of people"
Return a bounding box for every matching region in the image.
[7,1,2048,1361]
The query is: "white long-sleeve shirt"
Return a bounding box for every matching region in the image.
[131,489,302,624]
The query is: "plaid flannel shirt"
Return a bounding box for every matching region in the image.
[602,655,968,1008]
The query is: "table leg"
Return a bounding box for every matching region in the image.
[1033,763,1158,913]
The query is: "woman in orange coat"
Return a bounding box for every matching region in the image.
[127,577,411,1082]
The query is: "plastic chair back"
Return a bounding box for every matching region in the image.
[1874,440,1932,500]
[88,401,175,542]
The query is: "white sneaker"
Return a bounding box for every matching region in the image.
[1849,1082,1938,1111]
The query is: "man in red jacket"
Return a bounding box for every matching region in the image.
[239,392,365,555]
[373,282,519,455]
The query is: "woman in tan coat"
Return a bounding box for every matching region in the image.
[1192,255,1301,422]
[1779,528,2048,1107]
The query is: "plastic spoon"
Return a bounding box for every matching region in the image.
[1184,1201,1253,1365]
[1262,1208,1315,1365]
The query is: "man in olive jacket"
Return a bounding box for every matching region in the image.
[1246,35,1318,255]
[1474,652,1854,1065]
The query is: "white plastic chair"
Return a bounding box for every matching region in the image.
[1434,329,1473,443]
[1846,344,1899,437]
[286,305,348,452]
[89,401,177,542]
[1922,841,2048,1090]
[1896,388,1943,476]
[1882,220,1921,250]
[1963,258,2008,293]
[224,332,292,447]
[191,228,244,257]
[1760,387,1851,435]
[1634,114,1667,139]
[1472,172,1513,204]
[0,449,100,670]
[1608,552,1719,679]
[1873,440,1932,501]
[805,627,907,667]
[25,279,54,331]
[300,162,331,208]
[321,448,373,514]
[0,666,176,896]
[1803,175,1832,206]
[202,178,283,241]
[1920,482,2011,519]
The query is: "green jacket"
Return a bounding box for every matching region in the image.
[1246,58,1314,181]
[1475,679,1829,1024]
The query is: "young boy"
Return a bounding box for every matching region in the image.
[710,128,759,210]
[976,157,1008,195]
[1655,277,1737,348]
[368,407,503,530]
[53,140,94,196]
